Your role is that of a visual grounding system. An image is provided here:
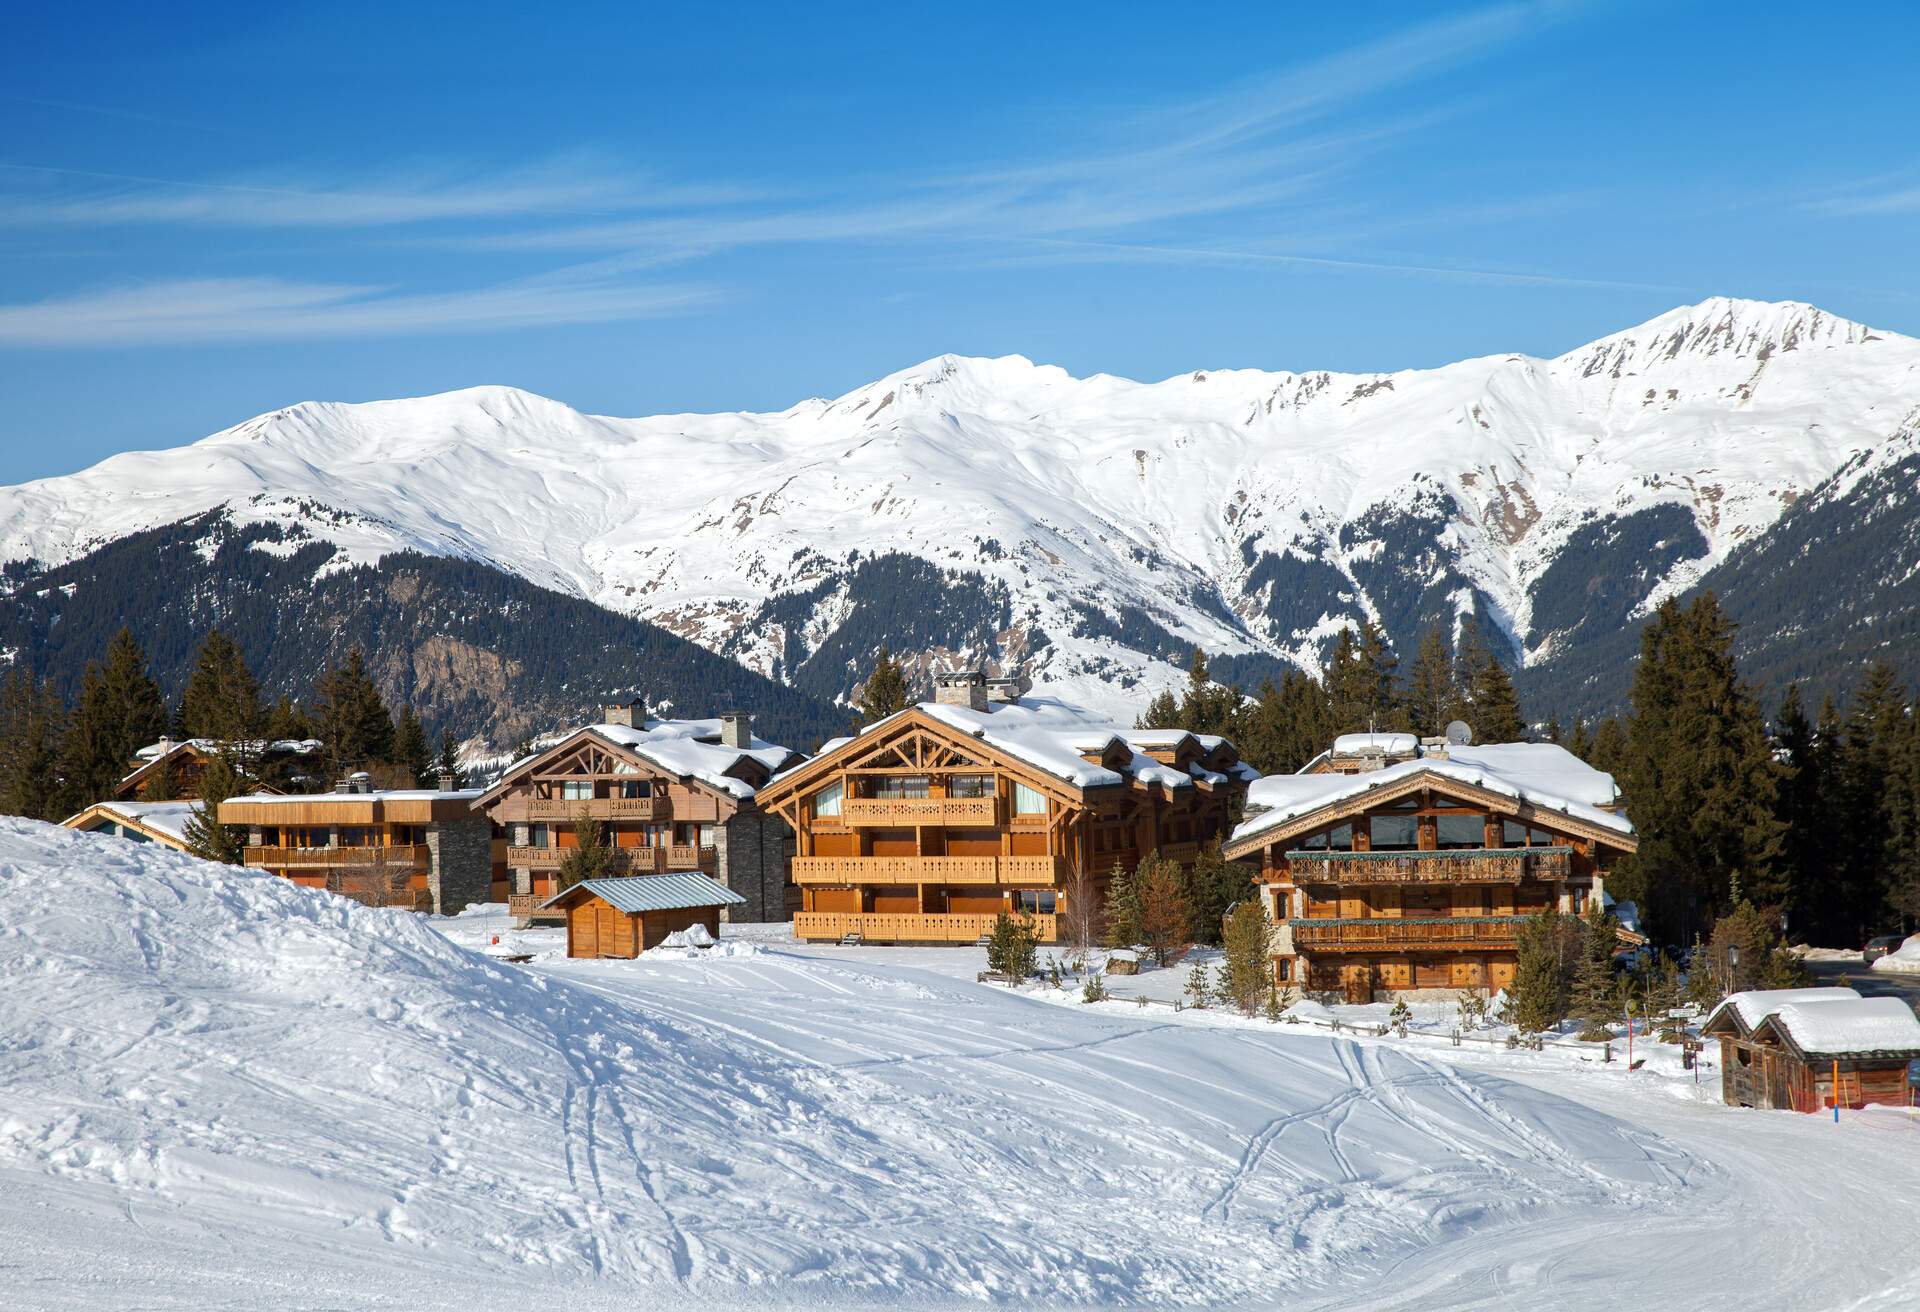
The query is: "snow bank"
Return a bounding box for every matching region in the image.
[1871,933,1920,974]
[1,818,1695,1306]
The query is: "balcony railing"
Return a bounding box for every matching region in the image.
[1289,916,1526,952]
[792,855,1066,887]
[245,844,430,869]
[841,796,1001,827]
[663,844,718,872]
[524,796,667,821]
[506,845,664,872]
[1284,847,1571,885]
[794,911,1058,944]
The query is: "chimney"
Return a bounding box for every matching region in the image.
[720,710,752,750]
[985,671,1030,705]
[603,697,645,729]
[340,771,373,795]
[932,668,987,712]
[435,766,460,791]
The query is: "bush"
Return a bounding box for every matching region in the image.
[1388,997,1411,1037]
[986,913,1038,980]
[1081,973,1107,1004]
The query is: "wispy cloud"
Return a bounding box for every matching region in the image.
[1803,173,1920,217]
[0,274,715,346]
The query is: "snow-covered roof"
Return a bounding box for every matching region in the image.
[1231,741,1633,849]
[1332,732,1419,756]
[235,788,483,804]
[1705,987,1864,1036]
[132,737,322,763]
[1758,997,1920,1056]
[591,719,798,800]
[65,800,198,845]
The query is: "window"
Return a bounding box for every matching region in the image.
[1301,831,1327,850]
[1276,956,1292,981]
[949,774,995,799]
[813,781,843,818]
[560,780,593,800]
[1016,890,1058,915]
[1436,815,1484,848]
[1013,783,1047,816]
[1369,816,1417,850]
[1326,824,1353,852]
[529,823,550,849]
[619,780,650,799]
[874,775,929,800]
[338,827,374,848]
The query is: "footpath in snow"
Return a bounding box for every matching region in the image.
[4,822,1918,1309]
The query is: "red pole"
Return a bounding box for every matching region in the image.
[1833,1058,1841,1124]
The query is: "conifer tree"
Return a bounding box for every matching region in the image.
[1134,851,1193,966]
[182,752,247,864]
[436,729,463,786]
[1612,594,1785,943]
[1459,618,1526,743]
[1509,907,1576,1033]
[1567,715,1593,762]
[1587,715,1628,778]
[1135,689,1181,731]
[1325,621,1402,733]
[178,628,265,745]
[1236,670,1334,775]
[1102,860,1141,949]
[263,695,315,743]
[1772,683,1834,940]
[312,648,394,776]
[392,705,433,785]
[1221,898,1273,1016]
[1569,900,1619,1039]
[1400,624,1466,736]
[557,812,611,890]
[856,646,910,726]
[1183,841,1253,946]
[0,667,68,820]
[59,628,169,805]
[1173,648,1245,740]
[986,911,1038,979]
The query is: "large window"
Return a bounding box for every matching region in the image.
[1013,782,1047,816]
[949,774,995,799]
[618,780,650,799]
[559,780,593,800]
[1503,820,1555,847]
[873,775,930,800]
[1016,890,1058,915]
[1436,815,1485,848]
[813,781,844,818]
[1301,824,1354,852]
[1368,815,1417,850]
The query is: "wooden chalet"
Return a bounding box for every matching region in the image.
[755,671,1255,945]
[219,772,492,916]
[1223,738,1637,1002]
[1701,987,1920,1113]
[116,737,322,801]
[62,800,197,853]
[542,873,746,959]
[473,704,803,925]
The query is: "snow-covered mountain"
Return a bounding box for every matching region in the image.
[4,297,1915,720]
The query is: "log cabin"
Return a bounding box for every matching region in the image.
[755,670,1255,945]
[116,737,323,801]
[62,799,197,853]
[1701,987,1920,1112]
[542,873,746,959]
[1223,736,1637,1002]
[473,703,803,926]
[219,772,491,915]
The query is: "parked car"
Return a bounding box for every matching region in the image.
[1863,935,1905,965]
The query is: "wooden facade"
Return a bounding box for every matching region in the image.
[62,801,195,853]
[1701,990,1920,1114]
[541,874,745,959]
[474,711,800,924]
[116,738,320,801]
[1224,745,1636,1002]
[756,687,1250,945]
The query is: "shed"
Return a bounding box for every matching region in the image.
[1702,988,1920,1112]
[540,874,745,960]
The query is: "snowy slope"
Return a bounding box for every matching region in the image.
[0,818,1693,1307]
[2,297,1913,718]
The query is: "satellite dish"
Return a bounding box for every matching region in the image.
[1445,720,1473,747]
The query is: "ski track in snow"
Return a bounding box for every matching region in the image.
[5,820,1920,1309]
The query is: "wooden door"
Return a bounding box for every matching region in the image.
[1342,964,1373,1004]
[571,902,599,958]
[1414,958,1449,989]
[596,905,622,958]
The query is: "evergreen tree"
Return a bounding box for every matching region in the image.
[1586,715,1629,779]
[312,649,394,776]
[1773,683,1835,940]
[436,729,463,786]
[1182,841,1254,946]
[1236,670,1334,775]
[1221,897,1273,1016]
[1134,851,1192,966]
[58,628,168,805]
[1836,665,1920,941]
[1325,621,1402,733]
[139,759,178,802]
[0,667,68,820]
[1569,899,1619,1038]
[182,751,247,864]
[1135,689,1181,731]
[1173,649,1245,740]
[986,911,1039,979]
[1400,624,1466,737]
[263,695,315,743]
[856,646,911,726]
[557,812,612,890]
[392,705,433,785]
[1101,860,1141,949]
[1509,907,1577,1033]
[178,628,265,745]
[1567,715,1593,761]
[1459,618,1526,742]
[1611,594,1785,943]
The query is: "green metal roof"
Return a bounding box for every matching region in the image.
[540,873,745,914]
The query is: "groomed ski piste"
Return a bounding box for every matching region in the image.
[5,818,1918,1310]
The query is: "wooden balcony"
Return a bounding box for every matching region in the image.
[663,844,718,872]
[524,796,667,821]
[842,796,1001,827]
[506,845,665,873]
[1289,916,1526,953]
[791,855,1066,887]
[1284,847,1570,885]
[794,911,1058,944]
[245,844,429,870]
[1157,841,1200,863]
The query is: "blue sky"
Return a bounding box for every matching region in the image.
[2,2,1917,481]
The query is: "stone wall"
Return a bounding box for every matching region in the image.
[426,816,493,916]
[717,810,794,922]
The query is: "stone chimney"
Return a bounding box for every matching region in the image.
[435,766,461,791]
[932,668,988,712]
[720,710,752,750]
[985,672,1030,705]
[603,697,645,728]
[340,771,373,795]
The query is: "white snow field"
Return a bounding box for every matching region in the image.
[5,821,1919,1310]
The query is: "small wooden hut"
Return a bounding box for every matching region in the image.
[1701,987,1920,1112]
[541,873,746,960]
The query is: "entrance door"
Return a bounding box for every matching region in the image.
[1343,964,1373,1004]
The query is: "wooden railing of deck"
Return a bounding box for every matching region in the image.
[1289,916,1526,952]
[793,911,1058,943]
[1283,847,1570,885]
[245,844,430,869]
[505,846,666,873]
[791,855,1066,886]
[524,796,668,821]
[842,797,1001,827]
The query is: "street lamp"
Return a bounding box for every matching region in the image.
[1726,943,1740,994]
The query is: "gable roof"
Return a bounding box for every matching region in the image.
[479,718,802,807]
[118,737,323,795]
[62,800,198,850]
[1752,997,1920,1059]
[1701,987,1865,1038]
[540,873,746,914]
[1227,741,1633,858]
